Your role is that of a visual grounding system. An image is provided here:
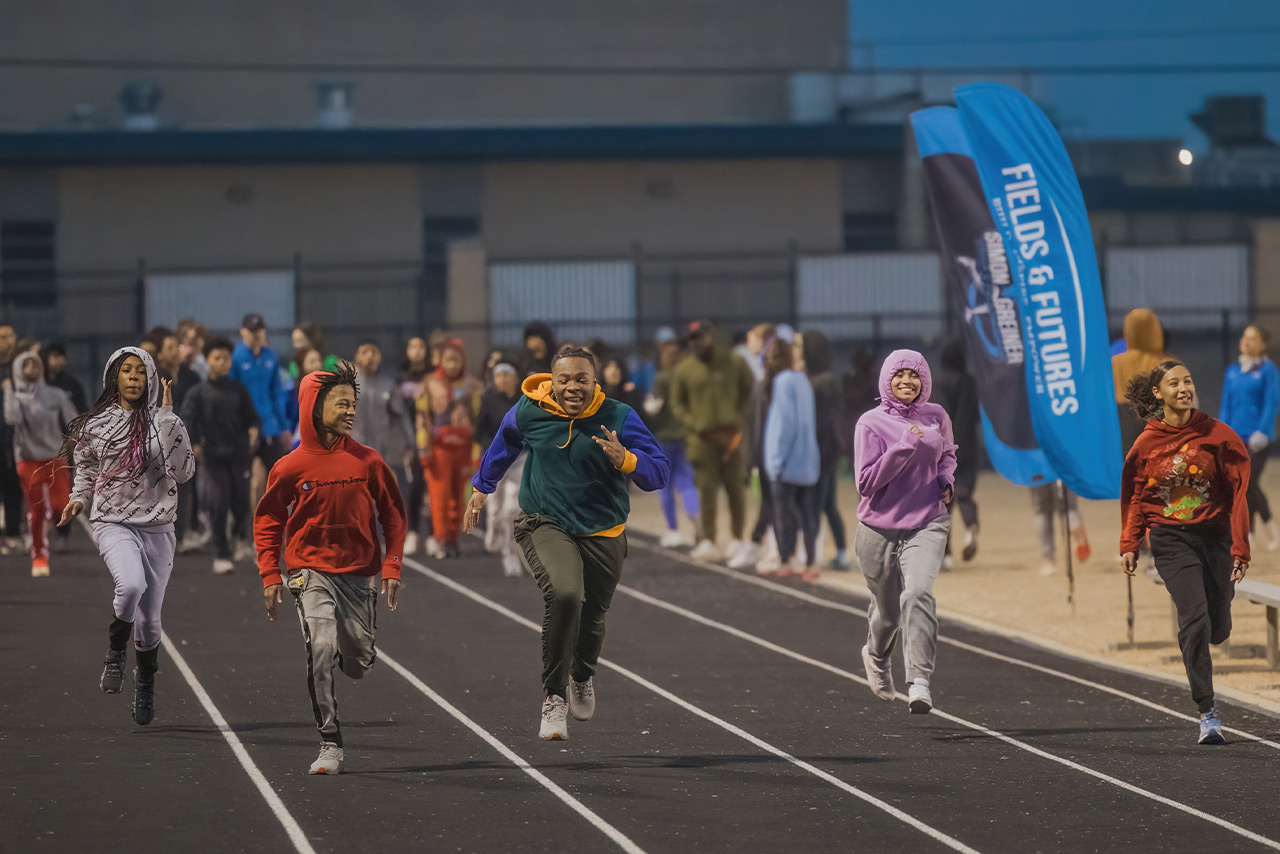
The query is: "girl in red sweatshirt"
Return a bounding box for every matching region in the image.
[1120,359,1250,745]
[255,362,407,775]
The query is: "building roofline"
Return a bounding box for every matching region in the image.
[0,123,904,166]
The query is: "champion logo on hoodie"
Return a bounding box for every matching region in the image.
[299,475,367,492]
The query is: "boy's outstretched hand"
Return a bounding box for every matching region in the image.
[595,426,627,468]
[381,577,401,611]
[463,491,488,534]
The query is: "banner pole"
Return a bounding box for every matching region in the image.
[1060,480,1075,605]
[1126,574,1135,645]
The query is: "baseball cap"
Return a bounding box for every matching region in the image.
[241,313,267,332]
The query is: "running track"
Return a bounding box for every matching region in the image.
[7,528,1280,854]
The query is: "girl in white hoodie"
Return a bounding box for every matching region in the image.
[59,347,195,726]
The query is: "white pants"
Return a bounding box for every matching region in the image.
[484,452,525,557]
[93,522,177,653]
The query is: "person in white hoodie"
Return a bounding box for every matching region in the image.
[58,347,195,726]
[3,352,77,577]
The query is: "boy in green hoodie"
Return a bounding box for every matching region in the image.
[463,345,670,741]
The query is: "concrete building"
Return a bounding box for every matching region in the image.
[0,1,926,368]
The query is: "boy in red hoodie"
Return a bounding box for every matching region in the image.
[1120,359,1249,745]
[255,362,407,775]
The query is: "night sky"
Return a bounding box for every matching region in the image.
[851,0,1280,150]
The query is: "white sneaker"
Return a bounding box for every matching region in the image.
[568,677,595,721]
[1267,520,1280,551]
[404,531,420,555]
[540,695,569,741]
[942,554,954,572]
[727,541,762,569]
[1038,560,1057,577]
[690,540,722,562]
[308,741,344,775]
[659,529,684,548]
[233,540,254,562]
[754,553,783,575]
[502,553,523,577]
[425,537,447,559]
[212,558,235,575]
[726,539,746,565]
[908,680,933,714]
[178,529,211,554]
[862,644,895,701]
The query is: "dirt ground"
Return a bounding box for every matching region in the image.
[627,466,1280,715]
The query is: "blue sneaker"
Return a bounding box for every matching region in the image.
[1198,710,1225,745]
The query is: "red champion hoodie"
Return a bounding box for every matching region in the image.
[1120,409,1251,562]
[255,371,407,588]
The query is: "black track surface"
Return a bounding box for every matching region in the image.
[5,527,1280,854]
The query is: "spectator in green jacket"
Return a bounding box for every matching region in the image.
[669,320,756,565]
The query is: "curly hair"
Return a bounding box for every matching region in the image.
[1124,359,1185,421]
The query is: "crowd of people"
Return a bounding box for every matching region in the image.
[2,305,1275,752]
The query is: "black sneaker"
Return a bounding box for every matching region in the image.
[101,649,126,694]
[132,668,155,725]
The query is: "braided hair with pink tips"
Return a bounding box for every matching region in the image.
[59,350,156,486]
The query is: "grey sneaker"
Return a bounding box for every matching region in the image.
[101,649,126,694]
[308,741,345,775]
[862,644,895,701]
[539,695,569,741]
[569,677,596,721]
[131,668,155,725]
[1198,710,1225,745]
[908,680,933,715]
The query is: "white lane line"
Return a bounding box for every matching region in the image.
[634,540,1280,750]
[160,631,317,854]
[378,651,646,854]
[611,585,1280,852]
[403,558,981,854]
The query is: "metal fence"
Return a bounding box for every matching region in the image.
[5,244,1263,414]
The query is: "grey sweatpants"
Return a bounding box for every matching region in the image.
[855,514,950,686]
[289,569,379,747]
[93,521,177,653]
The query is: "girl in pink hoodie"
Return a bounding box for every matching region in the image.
[853,349,956,715]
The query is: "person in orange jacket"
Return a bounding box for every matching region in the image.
[422,398,474,557]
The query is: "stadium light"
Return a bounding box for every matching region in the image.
[1178,148,1194,166]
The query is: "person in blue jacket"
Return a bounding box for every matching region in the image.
[1220,324,1280,549]
[231,313,292,510]
[761,338,820,579]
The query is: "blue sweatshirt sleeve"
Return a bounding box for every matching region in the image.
[617,407,670,491]
[1259,361,1280,441]
[763,373,798,482]
[472,405,525,494]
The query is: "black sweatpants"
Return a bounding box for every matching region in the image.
[812,464,847,552]
[202,455,251,560]
[1149,524,1235,714]
[751,474,775,545]
[1247,446,1271,526]
[774,480,818,566]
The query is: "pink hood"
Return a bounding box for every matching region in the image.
[878,349,933,415]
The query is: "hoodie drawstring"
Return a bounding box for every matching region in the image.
[558,417,576,450]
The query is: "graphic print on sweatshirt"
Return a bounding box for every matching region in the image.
[1149,441,1212,521]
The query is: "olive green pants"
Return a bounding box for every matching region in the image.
[690,444,747,542]
[515,514,627,696]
